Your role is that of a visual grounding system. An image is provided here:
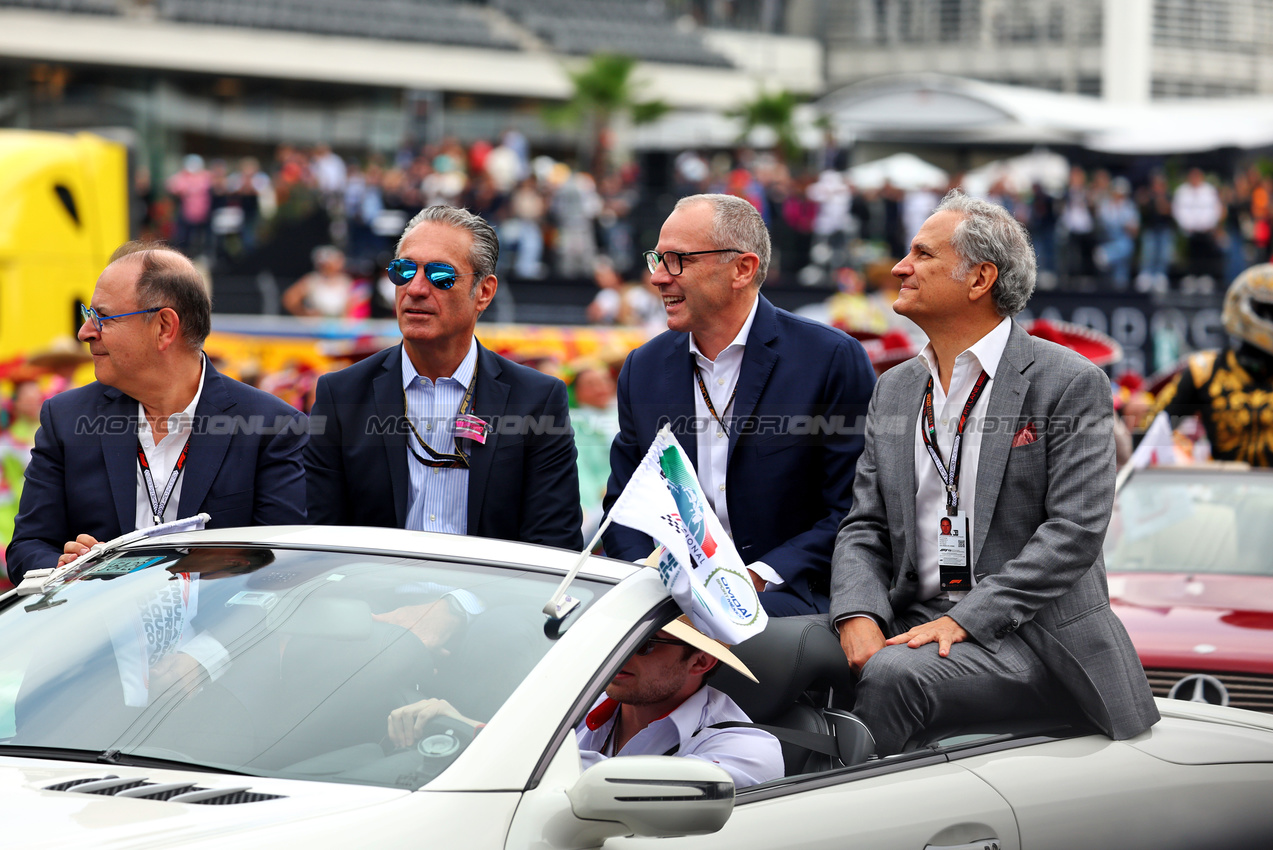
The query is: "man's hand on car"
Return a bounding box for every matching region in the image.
[58,534,100,567]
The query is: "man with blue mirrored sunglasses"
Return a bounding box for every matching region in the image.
[384,259,480,290]
[305,205,583,550]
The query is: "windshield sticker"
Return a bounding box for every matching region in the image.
[82,555,171,580]
[225,590,279,610]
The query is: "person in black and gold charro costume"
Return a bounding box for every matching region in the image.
[1150,264,1273,466]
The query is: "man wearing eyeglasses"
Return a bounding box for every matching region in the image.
[601,194,876,615]
[7,243,308,584]
[305,205,583,550]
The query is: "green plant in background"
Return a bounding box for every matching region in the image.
[545,53,668,174]
[731,88,803,164]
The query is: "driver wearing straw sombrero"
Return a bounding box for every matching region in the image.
[383,614,784,789]
[574,615,782,789]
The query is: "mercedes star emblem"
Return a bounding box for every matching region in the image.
[1167,673,1230,707]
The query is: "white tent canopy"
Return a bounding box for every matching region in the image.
[847,152,948,191]
[961,149,1071,197]
[819,74,1273,155]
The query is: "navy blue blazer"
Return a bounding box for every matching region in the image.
[601,296,876,614]
[7,363,309,583]
[304,342,584,550]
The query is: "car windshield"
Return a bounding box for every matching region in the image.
[0,545,607,790]
[1105,469,1273,576]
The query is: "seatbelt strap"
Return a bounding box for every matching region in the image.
[662,721,841,758]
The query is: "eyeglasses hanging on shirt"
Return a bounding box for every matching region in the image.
[402,371,484,469]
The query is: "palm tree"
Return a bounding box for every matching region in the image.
[548,53,668,174]
[731,88,803,164]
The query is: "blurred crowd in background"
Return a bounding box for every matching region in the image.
[138,134,1273,309]
[6,127,1273,566]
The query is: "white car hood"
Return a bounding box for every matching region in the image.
[0,756,497,849]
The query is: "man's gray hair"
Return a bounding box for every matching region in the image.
[674,194,771,287]
[935,189,1036,317]
[397,205,500,284]
[109,241,211,349]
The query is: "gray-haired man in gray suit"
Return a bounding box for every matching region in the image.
[830,190,1158,755]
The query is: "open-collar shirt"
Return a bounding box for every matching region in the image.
[913,316,1012,602]
[687,297,780,588]
[575,685,783,789]
[134,355,206,530]
[402,337,477,534]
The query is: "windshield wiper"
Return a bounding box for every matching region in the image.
[0,744,250,776]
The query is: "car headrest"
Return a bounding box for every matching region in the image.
[712,617,854,723]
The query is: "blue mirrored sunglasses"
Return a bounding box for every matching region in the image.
[386,259,481,289]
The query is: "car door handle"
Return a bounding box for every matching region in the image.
[924,841,1000,850]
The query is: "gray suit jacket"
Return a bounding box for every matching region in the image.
[830,322,1158,740]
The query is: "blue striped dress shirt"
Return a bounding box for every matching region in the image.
[402,338,477,534]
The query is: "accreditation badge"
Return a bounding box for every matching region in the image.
[937,512,971,591]
[454,413,488,445]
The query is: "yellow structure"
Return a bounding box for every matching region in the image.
[0,130,129,361]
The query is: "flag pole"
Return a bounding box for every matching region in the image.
[543,513,614,619]
[542,424,672,620]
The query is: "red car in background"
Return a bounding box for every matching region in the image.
[1104,465,1273,713]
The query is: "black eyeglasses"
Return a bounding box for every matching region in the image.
[387,259,481,290]
[79,303,164,334]
[643,248,742,276]
[633,636,689,656]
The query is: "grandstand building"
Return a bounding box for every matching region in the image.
[0,0,820,168]
[814,0,1273,102]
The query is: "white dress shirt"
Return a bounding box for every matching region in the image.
[403,338,477,534]
[688,298,780,588]
[135,355,206,529]
[913,316,1012,602]
[576,685,783,789]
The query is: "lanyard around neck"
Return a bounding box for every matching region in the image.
[920,370,989,515]
[137,436,192,526]
[403,370,479,469]
[693,362,738,435]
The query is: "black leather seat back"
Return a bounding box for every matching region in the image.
[713,617,858,775]
[713,617,854,721]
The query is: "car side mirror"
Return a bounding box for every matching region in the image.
[566,756,734,840]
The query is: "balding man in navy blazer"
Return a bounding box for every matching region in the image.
[8,244,307,583]
[602,195,875,615]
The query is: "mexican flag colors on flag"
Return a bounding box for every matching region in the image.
[607,425,768,644]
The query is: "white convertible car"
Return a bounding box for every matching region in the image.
[1,525,1271,849]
